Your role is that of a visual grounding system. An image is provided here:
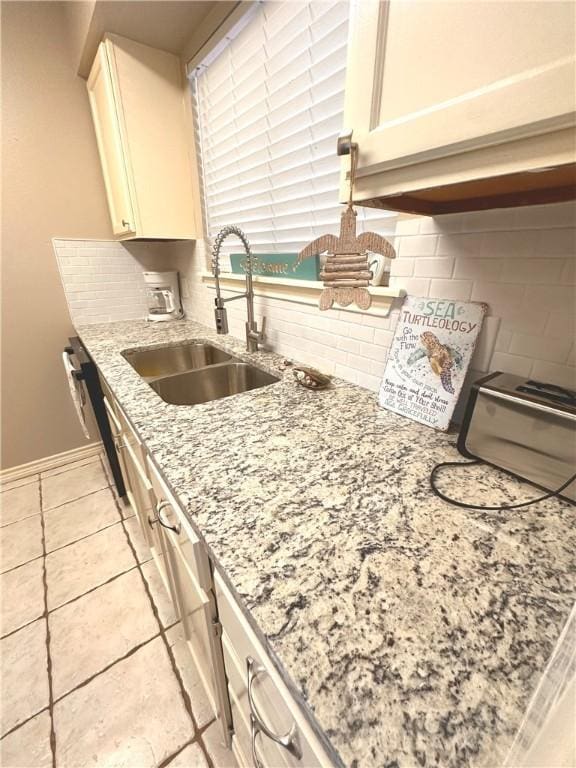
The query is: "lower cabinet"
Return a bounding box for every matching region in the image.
[146,457,233,747]
[215,571,333,768]
[101,381,334,767]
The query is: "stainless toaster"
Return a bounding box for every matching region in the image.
[458,372,576,502]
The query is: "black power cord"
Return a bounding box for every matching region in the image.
[430,459,576,511]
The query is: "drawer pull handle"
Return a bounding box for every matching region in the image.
[156,500,181,535]
[250,714,265,768]
[246,656,302,760]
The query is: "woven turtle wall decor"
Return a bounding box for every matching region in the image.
[297,204,396,310]
[296,136,396,311]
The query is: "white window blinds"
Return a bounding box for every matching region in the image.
[191,0,395,269]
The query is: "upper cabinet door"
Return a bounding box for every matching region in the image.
[87,45,136,237]
[87,36,203,240]
[342,0,576,213]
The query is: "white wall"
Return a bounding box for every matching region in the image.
[177,201,576,390]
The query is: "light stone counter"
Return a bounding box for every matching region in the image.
[78,319,576,768]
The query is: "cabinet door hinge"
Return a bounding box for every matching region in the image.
[212,618,223,638]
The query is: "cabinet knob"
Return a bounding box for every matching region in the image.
[121,219,130,228]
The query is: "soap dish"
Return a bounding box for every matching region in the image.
[293,367,331,390]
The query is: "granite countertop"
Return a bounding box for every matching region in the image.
[78,318,575,768]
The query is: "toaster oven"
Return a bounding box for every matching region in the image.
[458,372,576,503]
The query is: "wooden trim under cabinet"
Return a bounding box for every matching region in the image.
[356,163,576,215]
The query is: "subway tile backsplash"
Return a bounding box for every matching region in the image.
[52,239,167,325]
[178,201,575,391]
[54,201,575,394]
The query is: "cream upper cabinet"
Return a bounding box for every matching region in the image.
[87,35,202,239]
[342,0,576,214]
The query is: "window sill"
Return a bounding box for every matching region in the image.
[201,272,405,317]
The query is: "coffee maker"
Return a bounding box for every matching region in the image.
[143,271,183,322]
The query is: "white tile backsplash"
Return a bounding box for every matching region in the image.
[53,239,170,325]
[176,201,575,394]
[55,201,575,396]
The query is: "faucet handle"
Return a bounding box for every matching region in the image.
[257,316,266,341]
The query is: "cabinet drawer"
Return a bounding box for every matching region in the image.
[215,571,333,768]
[164,527,219,716]
[223,635,291,768]
[146,457,211,592]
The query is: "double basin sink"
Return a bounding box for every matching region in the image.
[122,342,279,406]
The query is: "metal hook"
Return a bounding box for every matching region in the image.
[337,131,358,206]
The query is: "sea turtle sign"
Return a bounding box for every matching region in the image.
[379,296,487,430]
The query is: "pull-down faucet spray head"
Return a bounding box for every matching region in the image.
[211,226,265,352]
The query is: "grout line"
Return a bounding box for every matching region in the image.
[113,493,201,746]
[194,719,218,768]
[0,706,51,742]
[0,511,42,530]
[156,736,198,768]
[42,484,111,514]
[0,476,39,493]
[1,553,44,577]
[0,611,45,642]
[51,632,162,705]
[1,514,129,578]
[44,517,124,558]
[38,476,57,768]
[47,562,140,615]
[38,456,101,481]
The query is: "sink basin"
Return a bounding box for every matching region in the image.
[123,343,231,379]
[150,363,280,406]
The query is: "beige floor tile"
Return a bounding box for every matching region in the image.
[0,619,49,736]
[50,568,159,699]
[124,516,152,563]
[41,461,108,511]
[0,710,52,768]
[54,637,194,768]
[141,559,178,627]
[100,453,114,485]
[41,454,100,479]
[0,558,45,637]
[165,742,209,768]
[166,624,215,729]
[201,719,238,768]
[119,495,135,519]
[0,474,39,493]
[0,481,40,527]
[46,523,136,610]
[44,488,120,553]
[0,515,43,573]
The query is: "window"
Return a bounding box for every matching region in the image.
[191,0,395,271]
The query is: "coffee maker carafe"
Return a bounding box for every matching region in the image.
[143,271,183,322]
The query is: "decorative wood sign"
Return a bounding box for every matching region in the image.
[379,296,487,430]
[230,253,320,281]
[296,135,396,311]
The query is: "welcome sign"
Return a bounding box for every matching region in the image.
[379,296,487,430]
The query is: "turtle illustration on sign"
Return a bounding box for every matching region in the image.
[296,204,396,311]
[407,331,464,394]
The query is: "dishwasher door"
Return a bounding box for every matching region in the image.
[65,337,126,497]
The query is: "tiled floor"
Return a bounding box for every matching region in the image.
[0,454,236,768]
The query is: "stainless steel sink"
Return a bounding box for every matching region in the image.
[149,363,280,406]
[123,343,231,380]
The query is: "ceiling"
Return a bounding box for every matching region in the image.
[66,1,240,77]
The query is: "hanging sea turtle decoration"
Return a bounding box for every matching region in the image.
[296,134,396,311]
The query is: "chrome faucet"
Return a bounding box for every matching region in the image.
[211,226,265,352]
